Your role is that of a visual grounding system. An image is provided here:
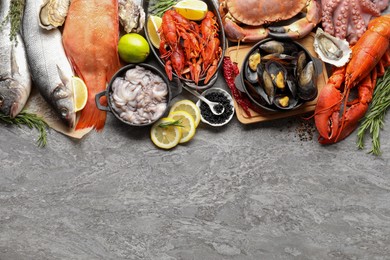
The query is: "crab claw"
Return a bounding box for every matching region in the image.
[268,0,321,39]
[223,16,268,42]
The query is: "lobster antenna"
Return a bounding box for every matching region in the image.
[335,87,351,142]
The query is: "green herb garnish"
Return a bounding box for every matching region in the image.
[357,68,390,155]
[0,0,25,43]
[158,119,183,128]
[0,111,49,147]
[149,0,177,17]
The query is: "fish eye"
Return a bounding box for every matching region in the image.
[60,108,68,117]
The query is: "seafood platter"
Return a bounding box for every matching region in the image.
[0,0,390,152]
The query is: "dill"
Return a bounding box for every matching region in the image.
[0,0,25,43]
[357,68,390,155]
[0,111,49,147]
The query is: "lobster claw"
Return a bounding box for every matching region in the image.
[315,68,375,144]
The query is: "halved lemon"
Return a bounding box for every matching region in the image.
[72,76,88,112]
[168,111,196,143]
[174,0,208,21]
[169,99,201,127]
[147,15,162,49]
[151,117,182,149]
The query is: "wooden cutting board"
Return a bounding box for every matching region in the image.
[225,33,328,124]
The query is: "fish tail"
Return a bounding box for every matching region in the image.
[75,76,107,131]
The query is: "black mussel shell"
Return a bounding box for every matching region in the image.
[259,40,299,55]
[295,51,307,79]
[244,79,269,106]
[258,64,275,105]
[244,64,258,84]
[273,94,299,110]
[265,60,287,91]
[298,61,318,101]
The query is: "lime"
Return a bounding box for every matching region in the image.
[72,76,88,112]
[118,33,150,63]
[151,117,182,149]
[168,111,196,143]
[174,0,208,21]
[147,15,162,49]
[169,99,201,127]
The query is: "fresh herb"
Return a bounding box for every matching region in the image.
[149,0,177,17]
[357,68,390,155]
[0,0,25,43]
[0,111,49,147]
[158,119,183,128]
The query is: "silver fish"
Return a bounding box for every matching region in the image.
[0,0,32,117]
[22,0,76,128]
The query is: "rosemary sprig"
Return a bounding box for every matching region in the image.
[158,119,183,128]
[149,0,177,17]
[0,0,25,43]
[357,68,390,155]
[0,111,49,147]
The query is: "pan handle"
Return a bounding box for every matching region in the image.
[95,91,110,112]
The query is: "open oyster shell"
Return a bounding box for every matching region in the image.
[313,27,352,67]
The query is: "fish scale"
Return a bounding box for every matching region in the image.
[22,0,76,128]
[0,0,31,118]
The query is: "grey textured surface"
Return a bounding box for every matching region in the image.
[2,5,390,260]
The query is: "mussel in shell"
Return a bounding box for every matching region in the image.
[274,94,299,110]
[259,40,298,55]
[295,51,307,79]
[265,60,287,90]
[248,50,261,71]
[297,61,317,101]
[258,65,275,105]
[244,64,258,84]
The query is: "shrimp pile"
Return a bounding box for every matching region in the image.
[110,66,168,125]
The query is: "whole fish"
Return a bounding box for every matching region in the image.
[63,0,121,130]
[0,0,31,117]
[22,0,76,128]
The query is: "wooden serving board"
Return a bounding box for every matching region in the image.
[225,33,328,124]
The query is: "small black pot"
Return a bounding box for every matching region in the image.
[95,63,181,126]
[235,38,323,112]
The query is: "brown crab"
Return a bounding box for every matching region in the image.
[219,0,321,42]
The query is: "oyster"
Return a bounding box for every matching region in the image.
[314,27,352,67]
[39,0,70,30]
[118,0,145,33]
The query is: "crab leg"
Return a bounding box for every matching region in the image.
[268,0,321,39]
[222,15,268,42]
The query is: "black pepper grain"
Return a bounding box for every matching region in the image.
[200,92,233,125]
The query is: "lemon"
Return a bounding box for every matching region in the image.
[151,117,182,149]
[169,99,201,127]
[147,15,162,49]
[72,76,88,112]
[168,111,196,143]
[174,0,208,21]
[118,33,150,63]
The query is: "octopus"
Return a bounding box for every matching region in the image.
[321,0,389,44]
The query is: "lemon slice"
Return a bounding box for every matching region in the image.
[72,76,88,112]
[147,15,162,49]
[151,117,182,149]
[169,99,201,127]
[168,111,196,143]
[174,0,208,21]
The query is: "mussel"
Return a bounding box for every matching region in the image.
[258,64,275,105]
[244,80,269,107]
[297,61,317,101]
[265,60,287,91]
[274,94,299,110]
[295,51,307,79]
[248,50,261,71]
[259,40,298,55]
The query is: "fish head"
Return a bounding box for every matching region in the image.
[52,82,76,129]
[0,79,30,118]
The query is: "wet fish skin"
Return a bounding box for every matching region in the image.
[0,0,32,117]
[22,0,76,128]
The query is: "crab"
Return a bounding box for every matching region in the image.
[218,0,321,42]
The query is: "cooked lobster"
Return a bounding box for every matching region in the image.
[314,14,390,144]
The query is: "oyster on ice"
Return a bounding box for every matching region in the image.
[313,27,352,67]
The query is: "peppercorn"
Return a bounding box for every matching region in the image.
[200,92,234,125]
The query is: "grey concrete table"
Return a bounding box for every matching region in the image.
[1,6,390,260]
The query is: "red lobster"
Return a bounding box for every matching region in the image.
[314,14,390,144]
